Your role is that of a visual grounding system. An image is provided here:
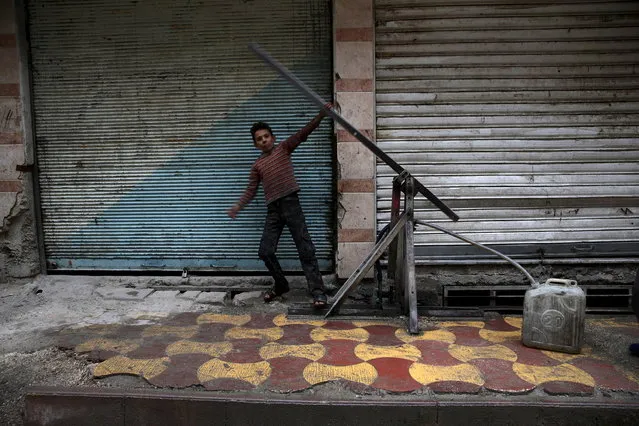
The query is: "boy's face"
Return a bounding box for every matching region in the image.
[254,129,275,153]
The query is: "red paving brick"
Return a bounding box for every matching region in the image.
[412,340,465,366]
[243,313,277,329]
[502,341,563,366]
[321,321,360,330]
[278,324,317,344]
[219,339,264,363]
[369,358,423,392]
[192,323,234,342]
[266,357,314,392]
[484,318,521,332]
[470,359,535,394]
[148,353,210,388]
[571,358,639,392]
[126,340,170,359]
[542,381,595,396]
[447,326,492,346]
[362,325,406,346]
[317,340,362,366]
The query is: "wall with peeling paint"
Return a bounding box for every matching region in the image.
[0,0,39,282]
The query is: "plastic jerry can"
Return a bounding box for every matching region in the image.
[522,278,586,354]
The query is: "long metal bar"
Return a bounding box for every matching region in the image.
[403,178,419,334]
[249,43,459,222]
[387,173,404,283]
[325,212,409,317]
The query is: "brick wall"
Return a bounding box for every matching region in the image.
[334,0,376,278]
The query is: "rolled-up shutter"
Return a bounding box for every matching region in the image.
[28,0,334,271]
[376,0,639,263]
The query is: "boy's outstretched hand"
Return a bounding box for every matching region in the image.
[320,102,333,117]
[227,203,241,219]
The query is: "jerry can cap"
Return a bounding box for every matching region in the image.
[543,278,578,287]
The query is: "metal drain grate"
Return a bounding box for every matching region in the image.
[443,285,633,313]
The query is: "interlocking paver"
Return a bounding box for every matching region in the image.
[470,359,535,394]
[368,358,422,392]
[58,312,639,397]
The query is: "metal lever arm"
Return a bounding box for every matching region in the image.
[249,43,459,222]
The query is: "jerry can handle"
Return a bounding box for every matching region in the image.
[543,278,578,287]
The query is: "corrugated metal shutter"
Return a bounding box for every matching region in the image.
[27,0,334,271]
[375,0,639,263]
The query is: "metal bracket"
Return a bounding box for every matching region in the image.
[325,212,409,318]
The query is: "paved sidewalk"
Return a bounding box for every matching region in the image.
[2,275,639,425]
[57,311,639,396]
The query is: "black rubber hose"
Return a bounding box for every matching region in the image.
[414,220,537,287]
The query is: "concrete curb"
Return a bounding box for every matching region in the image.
[24,386,639,426]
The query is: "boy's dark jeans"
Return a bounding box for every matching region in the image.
[258,192,325,295]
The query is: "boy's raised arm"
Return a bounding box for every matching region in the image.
[282,103,332,153]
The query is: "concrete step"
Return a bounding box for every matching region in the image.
[24,386,639,426]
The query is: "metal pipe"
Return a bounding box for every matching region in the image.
[415,220,538,287]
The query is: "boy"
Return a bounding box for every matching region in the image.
[227,104,332,308]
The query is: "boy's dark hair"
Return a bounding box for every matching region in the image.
[250,122,274,143]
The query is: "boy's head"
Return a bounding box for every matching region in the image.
[251,121,276,153]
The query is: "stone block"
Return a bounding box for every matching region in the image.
[232,291,264,306]
[176,291,202,301]
[94,287,154,301]
[146,290,179,300]
[196,291,227,305]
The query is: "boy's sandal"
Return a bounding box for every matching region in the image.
[312,293,328,309]
[263,289,279,303]
[264,287,289,303]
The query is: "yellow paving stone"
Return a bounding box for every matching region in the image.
[93,356,169,380]
[259,342,326,361]
[225,326,284,341]
[196,313,252,326]
[541,346,593,362]
[272,314,326,327]
[142,325,198,339]
[479,328,521,343]
[75,338,139,355]
[310,327,369,342]
[396,328,456,344]
[512,362,595,387]
[410,362,484,386]
[438,321,485,329]
[303,362,378,386]
[625,370,639,385]
[449,344,518,363]
[354,343,422,362]
[197,359,271,386]
[165,340,233,357]
[504,317,523,329]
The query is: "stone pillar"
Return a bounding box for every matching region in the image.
[334,0,376,278]
[0,0,40,280]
